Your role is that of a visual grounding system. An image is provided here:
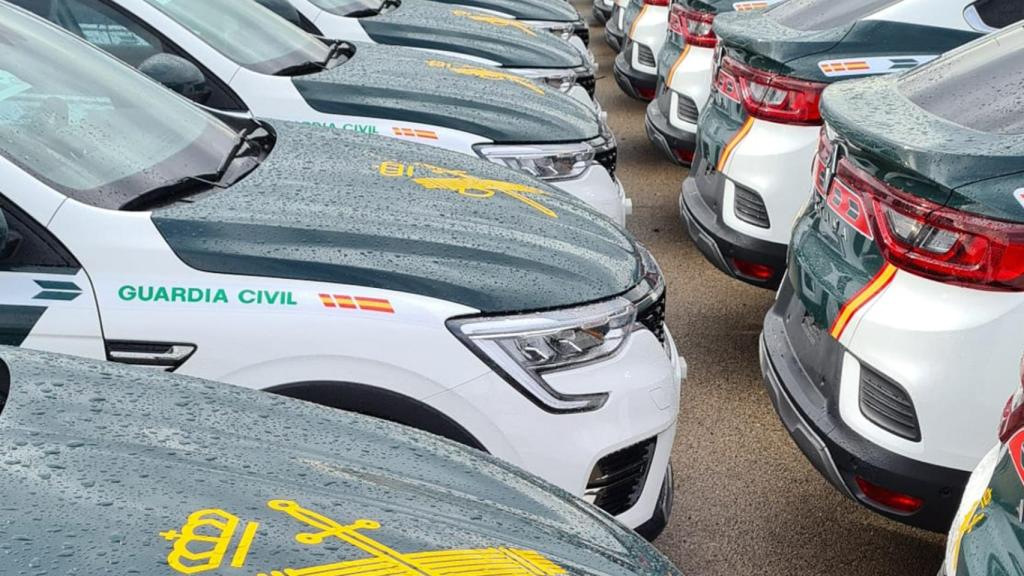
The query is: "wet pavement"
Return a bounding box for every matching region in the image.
[576,7,947,574]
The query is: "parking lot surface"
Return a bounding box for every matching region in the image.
[577,9,948,574]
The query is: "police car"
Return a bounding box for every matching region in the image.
[612,0,669,101]
[682,0,1015,288]
[943,362,1024,576]
[0,4,683,537]
[762,23,1024,531]
[645,0,781,165]
[14,0,630,224]
[605,0,630,50]
[0,347,685,576]
[387,0,592,46]
[279,0,599,97]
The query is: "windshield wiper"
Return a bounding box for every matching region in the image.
[273,60,326,76]
[321,40,351,67]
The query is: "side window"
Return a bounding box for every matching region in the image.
[969,0,1024,29]
[0,199,77,271]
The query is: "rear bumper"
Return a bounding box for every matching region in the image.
[613,48,657,100]
[760,286,970,532]
[680,166,787,289]
[645,99,695,165]
[593,1,612,24]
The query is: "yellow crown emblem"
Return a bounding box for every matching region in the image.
[451,9,537,36]
[425,59,545,96]
[160,508,259,574]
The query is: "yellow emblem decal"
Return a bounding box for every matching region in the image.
[377,160,558,218]
[425,59,544,96]
[950,488,992,569]
[451,9,537,36]
[258,499,567,576]
[161,508,259,574]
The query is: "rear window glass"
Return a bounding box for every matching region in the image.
[899,27,1024,135]
[766,0,899,31]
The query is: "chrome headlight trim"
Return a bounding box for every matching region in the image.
[474,141,595,181]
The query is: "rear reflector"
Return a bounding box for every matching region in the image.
[854,476,923,513]
[731,258,775,281]
[673,148,695,164]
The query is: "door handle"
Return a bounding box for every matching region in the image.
[106,341,196,371]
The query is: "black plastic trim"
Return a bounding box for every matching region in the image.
[266,381,487,451]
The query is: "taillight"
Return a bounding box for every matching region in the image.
[716,55,825,125]
[812,127,833,195]
[668,6,715,48]
[644,0,669,5]
[998,355,1024,443]
[835,158,1024,291]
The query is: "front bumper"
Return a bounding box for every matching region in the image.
[760,282,970,532]
[552,165,632,226]
[431,323,684,532]
[645,98,696,165]
[613,45,657,101]
[679,151,788,289]
[593,0,612,24]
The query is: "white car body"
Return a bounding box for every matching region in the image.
[625,1,669,86]
[47,0,632,224]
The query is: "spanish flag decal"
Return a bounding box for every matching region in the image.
[829,264,897,340]
[320,294,395,314]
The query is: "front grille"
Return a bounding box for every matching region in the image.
[587,437,657,516]
[636,43,656,68]
[594,145,618,177]
[860,365,921,442]
[675,93,699,124]
[637,291,667,344]
[577,72,597,97]
[733,184,770,228]
[574,22,590,46]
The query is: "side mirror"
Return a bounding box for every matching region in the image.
[254,0,304,27]
[139,54,211,104]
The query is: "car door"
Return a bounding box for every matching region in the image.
[0,198,105,359]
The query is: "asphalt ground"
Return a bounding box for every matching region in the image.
[572,7,948,574]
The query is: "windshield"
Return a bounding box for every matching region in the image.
[141,0,330,74]
[0,5,239,209]
[307,0,384,16]
[766,0,899,31]
[899,25,1024,135]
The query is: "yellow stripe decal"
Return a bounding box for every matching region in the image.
[829,263,898,340]
[629,5,648,39]
[666,44,691,86]
[716,116,754,172]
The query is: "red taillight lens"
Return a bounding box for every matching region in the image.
[669,6,715,48]
[716,55,825,125]
[812,128,833,196]
[835,158,1024,291]
[644,0,669,5]
[998,356,1024,443]
[854,476,924,513]
[731,257,775,281]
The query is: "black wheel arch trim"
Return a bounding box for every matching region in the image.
[265,380,488,452]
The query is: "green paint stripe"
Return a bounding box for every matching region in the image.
[34,280,81,291]
[33,291,81,301]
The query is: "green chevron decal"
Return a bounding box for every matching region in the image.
[33,279,82,301]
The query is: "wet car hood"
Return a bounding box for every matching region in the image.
[822,76,1024,191]
[0,347,680,576]
[152,121,641,314]
[294,43,598,143]
[358,0,583,68]
[419,0,579,21]
[714,10,979,81]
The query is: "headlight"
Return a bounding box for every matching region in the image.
[448,298,636,413]
[944,442,1002,576]
[522,20,576,41]
[513,68,577,93]
[474,142,594,181]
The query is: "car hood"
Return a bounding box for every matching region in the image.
[714,10,979,81]
[822,76,1024,192]
[152,121,640,314]
[0,347,680,576]
[294,43,598,143]
[358,0,583,68]
[420,0,579,21]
